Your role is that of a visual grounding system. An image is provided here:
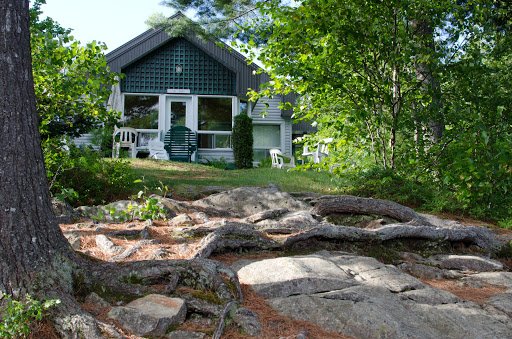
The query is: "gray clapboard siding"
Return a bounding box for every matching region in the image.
[251,96,283,120]
[284,118,292,155]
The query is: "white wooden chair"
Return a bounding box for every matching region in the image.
[112,126,138,158]
[270,148,295,169]
[148,138,169,160]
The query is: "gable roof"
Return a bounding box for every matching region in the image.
[106,12,263,97]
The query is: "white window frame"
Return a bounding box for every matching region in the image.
[122,93,160,149]
[196,95,236,151]
[252,121,286,160]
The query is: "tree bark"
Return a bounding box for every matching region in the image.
[0,0,73,297]
[390,9,401,170]
[412,18,444,143]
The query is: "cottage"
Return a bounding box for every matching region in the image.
[102,12,309,163]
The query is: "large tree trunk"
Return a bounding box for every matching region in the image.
[0,0,73,297]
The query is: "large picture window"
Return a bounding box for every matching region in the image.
[197,97,233,149]
[123,95,159,129]
[253,124,281,161]
[198,97,232,131]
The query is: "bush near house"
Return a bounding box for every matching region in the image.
[232,113,254,169]
[44,140,136,206]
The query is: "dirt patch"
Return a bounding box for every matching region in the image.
[28,320,60,339]
[499,258,512,269]
[60,221,204,261]
[423,279,507,305]
[223,285,354,339]
[433,212,496,228]
[177,317,216,336]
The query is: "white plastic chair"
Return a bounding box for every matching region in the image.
[302,138,333,163]
[270,148,295,169]
[148,138,169,160]
[112,126,138,158]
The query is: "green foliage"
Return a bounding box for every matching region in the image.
[342,163,512,223]
[91,209,107,223]
[413,10,512,221]
[44,140,136,206]
[30,0,120,139]
[344,167,433,208]
[32,1,128,207]
[498,220,512,230]
[156,0,266,42]
[232,113,254,169]
[136,196,167,221]
[204,157,231,170]
[152,0,511,223]
[132,186,168,221]
[55,187,79,204]
[0,294,60,338]
[107,180,168,222]
[256,156,272,168]
[90,124,116,157]
[246,0,511,223]
[495,241,512,258]
[244,0,460,170]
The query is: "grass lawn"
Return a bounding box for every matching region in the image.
[127,159,504,228]
[129,159,345,199]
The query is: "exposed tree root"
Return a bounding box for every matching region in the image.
[192,222,280,258]
[43,191,501,337]
[282,223,498,250]
[183,221,497,260]
[45,255,245,338]
[50,292,121,339]
[312,195,433,225]
[213,300,237,339]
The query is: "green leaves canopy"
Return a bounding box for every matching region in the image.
[30,1,119,139]
[155,0,512,220]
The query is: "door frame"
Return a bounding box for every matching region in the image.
[162,95,193,133]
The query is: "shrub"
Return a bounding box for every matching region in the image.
[0,294,60,338]
[343,167,433,208]
[430,138,512,222]
[90,124,115,157]
[232,113,253,169]
[257,156,272,168]
[44,139,136,206]
[340,162,512,224]
[204,157,230,170]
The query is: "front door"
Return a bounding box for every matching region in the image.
[165,96,192,132]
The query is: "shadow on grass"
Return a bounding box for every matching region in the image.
[128,159,343,200]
